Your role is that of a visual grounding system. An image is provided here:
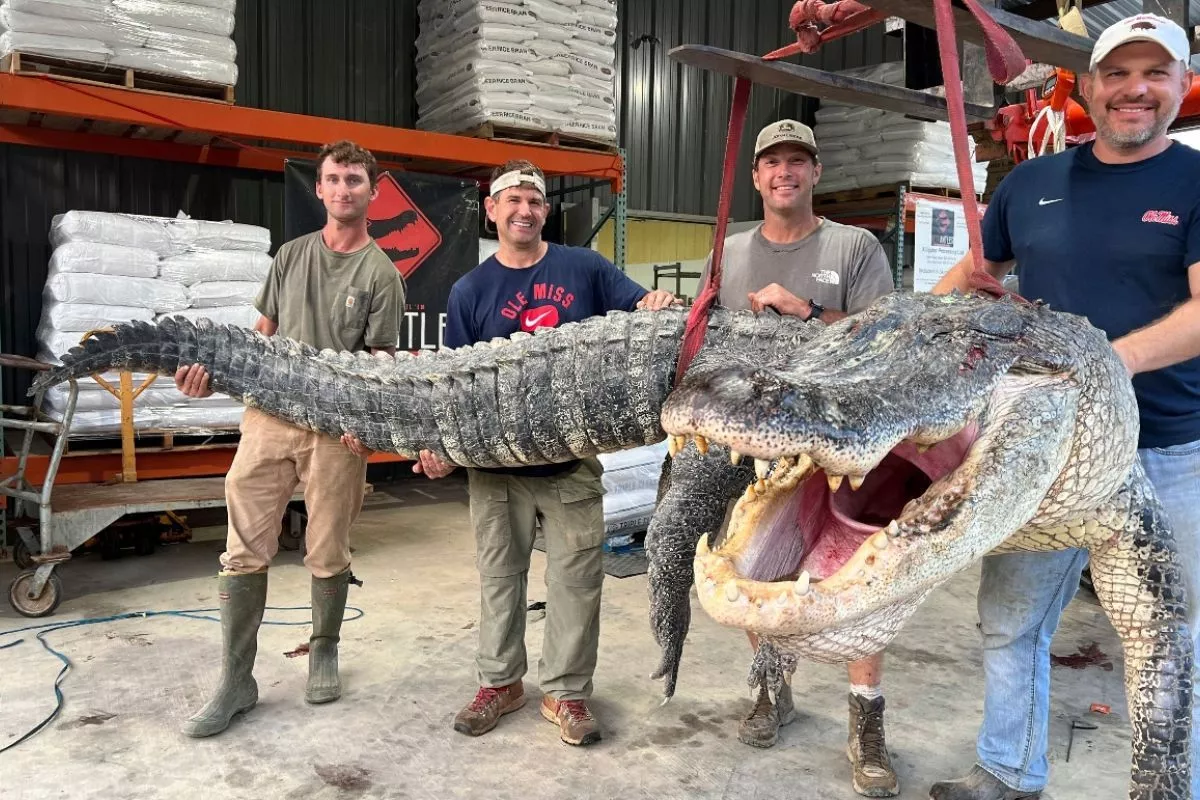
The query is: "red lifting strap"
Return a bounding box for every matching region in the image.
[673,2,1032,387]
[674,76,752,386]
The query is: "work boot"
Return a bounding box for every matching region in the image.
[181,571,267,738]
[540,695,602,746]
[452,682,526,736]
[929,766,1042,799]
[847,693,900,797]
[738,681,796,748]
[306,568,351,704]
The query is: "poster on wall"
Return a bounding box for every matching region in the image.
[284,160,480,351]
[912,197,983,292]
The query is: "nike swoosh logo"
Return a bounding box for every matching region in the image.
[525,309,555,327]
[1038,198,1064,206]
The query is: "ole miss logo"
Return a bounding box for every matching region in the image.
[368,172,443,278]
[1142,209,1180,226]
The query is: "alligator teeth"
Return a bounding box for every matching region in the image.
[667,435,684,457]
[724,582,740,602]
[694,434,709,455]
[756,479,768,494]
[916,443,932,454]
[794,571,811,595]
[826,473,844,493]
[795,454,813,476]
[849,475,866,491]
[887,520,901,536]
[754,458,770,481]
[730,450,743,466]
[872,532,889,550]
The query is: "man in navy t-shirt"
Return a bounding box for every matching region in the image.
[415,159,678,747]
[930,14,1200,800]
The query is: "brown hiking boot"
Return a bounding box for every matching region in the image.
[540,696,602,746]
[738,681,796,748]
[452,682,526,737]
[929,766,1042,799]
[847,693,899,797]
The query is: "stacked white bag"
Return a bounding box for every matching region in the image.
[596,440,667,547]
[0,0,239,87]
[812,61,988,195]
[36,209,271,435]
[415,0,618,144]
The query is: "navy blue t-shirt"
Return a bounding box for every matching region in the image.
[445,242,648,475]
[983,141,1200,449]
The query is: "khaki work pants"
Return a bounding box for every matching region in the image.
[221,407,367,578]
[467,458,607,701]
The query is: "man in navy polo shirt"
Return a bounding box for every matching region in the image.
[415,159,678,748]
[929,14,1200,800]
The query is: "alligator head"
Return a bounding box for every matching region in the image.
[662,291,1141,658]
[661,292,1191,798]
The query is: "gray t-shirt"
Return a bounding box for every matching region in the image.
[699,219,894,313]
[256,230,405,353]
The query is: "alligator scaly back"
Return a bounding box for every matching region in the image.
[30,309,816,468]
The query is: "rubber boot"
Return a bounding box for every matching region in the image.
[305,568,350,704]
[181,571,267,738]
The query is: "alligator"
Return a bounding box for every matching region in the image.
[27,292,1190,798]
[660,291,1192,800]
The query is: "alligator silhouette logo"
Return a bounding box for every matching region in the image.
[367,172,443,278]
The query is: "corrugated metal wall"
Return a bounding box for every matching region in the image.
[1,0,897,403]
[0,0,419,404]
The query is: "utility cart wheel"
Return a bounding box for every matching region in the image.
[9,569,63,618]
[13,539,34,570]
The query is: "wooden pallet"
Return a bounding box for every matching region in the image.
[461,122,619,155]
[60,428,241,456]
[1,51,234,104]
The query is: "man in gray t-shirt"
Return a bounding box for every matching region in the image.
[705,120,898,799]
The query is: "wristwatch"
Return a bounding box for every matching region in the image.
[807,299,824,320]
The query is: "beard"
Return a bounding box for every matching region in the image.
[1095,97,1180,150]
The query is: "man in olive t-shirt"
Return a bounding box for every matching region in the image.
[703,120,898,799]
[173,140,404,739]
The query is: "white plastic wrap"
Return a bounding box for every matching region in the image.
[166,219,273,253]
[187,280,260,308]
[38,300,154,333]
[44,383,187,412]
[814,61,987,195]
[597,441,667,536]
[48,241,160,277]
[110,0,234,37]
[157,304,261,329]
[158,249,272,285]
[111,45,237,84]
[416,0,617,143]
[45,404,245,434]
[0,29,112,59]
[1,0,238,86]
[44,272,189,312]
[50,211,175,255]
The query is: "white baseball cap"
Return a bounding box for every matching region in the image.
[1089,13,1191,71]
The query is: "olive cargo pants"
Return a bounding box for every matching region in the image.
[467,458,607,701]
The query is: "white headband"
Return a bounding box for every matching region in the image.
[489,169,546,198]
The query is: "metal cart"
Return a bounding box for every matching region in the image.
[0,354,312,618]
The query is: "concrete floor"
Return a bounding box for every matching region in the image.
[1,474,1131,800]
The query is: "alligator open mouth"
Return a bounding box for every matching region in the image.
[676,424,978,605]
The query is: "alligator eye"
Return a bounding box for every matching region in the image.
[971,306,1025,339]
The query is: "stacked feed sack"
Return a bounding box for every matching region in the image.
[36,210,270,435]
[812,61,988,195]
[0,0,238,87]
[415,0,618,144]
[596,440,668,549]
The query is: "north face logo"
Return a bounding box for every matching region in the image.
[1142,210,1180,225]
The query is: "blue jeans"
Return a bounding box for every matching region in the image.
[974,439,1200,793]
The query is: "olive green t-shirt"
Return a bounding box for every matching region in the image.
[255,231,404,352]
[699,219,894,314]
